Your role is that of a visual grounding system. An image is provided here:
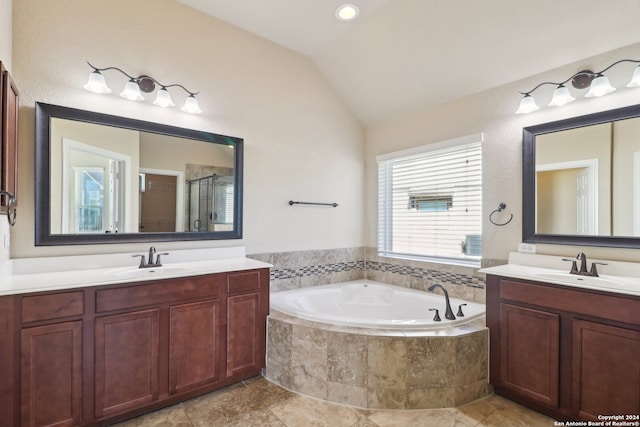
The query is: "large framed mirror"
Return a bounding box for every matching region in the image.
[35,102,243,245]
[523,103,640,248]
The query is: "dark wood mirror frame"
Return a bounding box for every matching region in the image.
[523,103,640,248]
[35,102,243,245]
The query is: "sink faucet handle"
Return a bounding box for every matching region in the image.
[429,308,441,322]
[561,258,579,274]
[456,303,467,317]
[155,252,169,266]
[589,261,608,278]
[132,254,146,268]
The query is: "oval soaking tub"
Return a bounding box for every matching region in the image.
[266,280,489,410]
[270,280,485,328]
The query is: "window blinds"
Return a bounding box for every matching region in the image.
[377,137,482,266]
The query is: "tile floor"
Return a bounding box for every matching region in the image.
[114,376,556,427]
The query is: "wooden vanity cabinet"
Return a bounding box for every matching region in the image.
[499,303,560,408]
[21,321,83,427]
[94,309,161,418]
[226,270,266,378]
[486,275,640,421]
[0,60,19,210]
[18,291,85,427]
[571,319,640,419]
[0,267,269,427]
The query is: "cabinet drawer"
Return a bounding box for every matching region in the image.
[96,275,221,312]
[22,291,84,323]
[500,279,640,325]
[226,270,261,295]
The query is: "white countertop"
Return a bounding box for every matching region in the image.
[0,247,272,296]
[480,252,640,297]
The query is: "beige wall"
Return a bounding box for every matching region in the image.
[536,123,612,235]
[0,0,11,265]
[12,0,365,258]
[0,0,10,72]
[365,43,640,263]
[612,117,640,235]
[536,169,581,234]
[7,0,640,263]
[139,133,234,171]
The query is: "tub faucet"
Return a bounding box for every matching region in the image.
[427,284,455,320]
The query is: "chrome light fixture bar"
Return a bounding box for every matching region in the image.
[83,62,202,114]
[516,59,640,114]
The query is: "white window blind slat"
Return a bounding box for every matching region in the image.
[377,137,482,266]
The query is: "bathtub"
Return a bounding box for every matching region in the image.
[266,280,490,409]
[270,280,485,329]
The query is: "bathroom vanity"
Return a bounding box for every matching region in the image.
[482,254,640,421]
[0,249,270,427]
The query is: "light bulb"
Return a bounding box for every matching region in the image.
[515,94,539,114]
[335,4,360,21]
[153,88,175,107]
[182,95,202,114]
[83,71,111,94]
[585,75,616,98]
[120,79,144,101]
[626,65,640,88]
[548,85,575,107]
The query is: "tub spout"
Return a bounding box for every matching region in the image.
[427,284,456,320]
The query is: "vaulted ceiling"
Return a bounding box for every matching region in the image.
[178,0,640,124]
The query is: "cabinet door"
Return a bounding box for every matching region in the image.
[169,300,222,395]
[227,292,263,377]
[500,303,560,407]
[572,319,640,419]
[94,309,160,418]
[1,67,18,208]
[21,321,82,427]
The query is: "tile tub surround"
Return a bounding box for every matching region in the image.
[365,248,489,304]
[248,247,493,304]
[265,310,490,410]
[249,248,366,292]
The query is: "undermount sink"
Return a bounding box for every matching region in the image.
[535,271,639,291]
[106,265,189,279]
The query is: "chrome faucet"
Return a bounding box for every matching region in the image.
[562,252,608,277]
[132,246,169,268]
[427,284,455,320]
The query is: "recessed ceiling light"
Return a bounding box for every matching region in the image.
[335,4,360,21]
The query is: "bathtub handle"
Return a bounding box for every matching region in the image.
[429,308,441,322]
[457,304,468,317]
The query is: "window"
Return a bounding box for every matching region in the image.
[377,134,482,266]
[76,168,104,233]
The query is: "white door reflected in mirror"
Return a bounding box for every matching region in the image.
[61,138,131,234]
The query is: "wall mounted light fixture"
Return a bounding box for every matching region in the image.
[83,62,202,114]
[515,59,640,114]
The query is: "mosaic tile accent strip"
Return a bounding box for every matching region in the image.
[270,261,365,281]
[366,261,485,289]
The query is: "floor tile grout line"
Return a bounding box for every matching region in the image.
[179,401,196,427]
